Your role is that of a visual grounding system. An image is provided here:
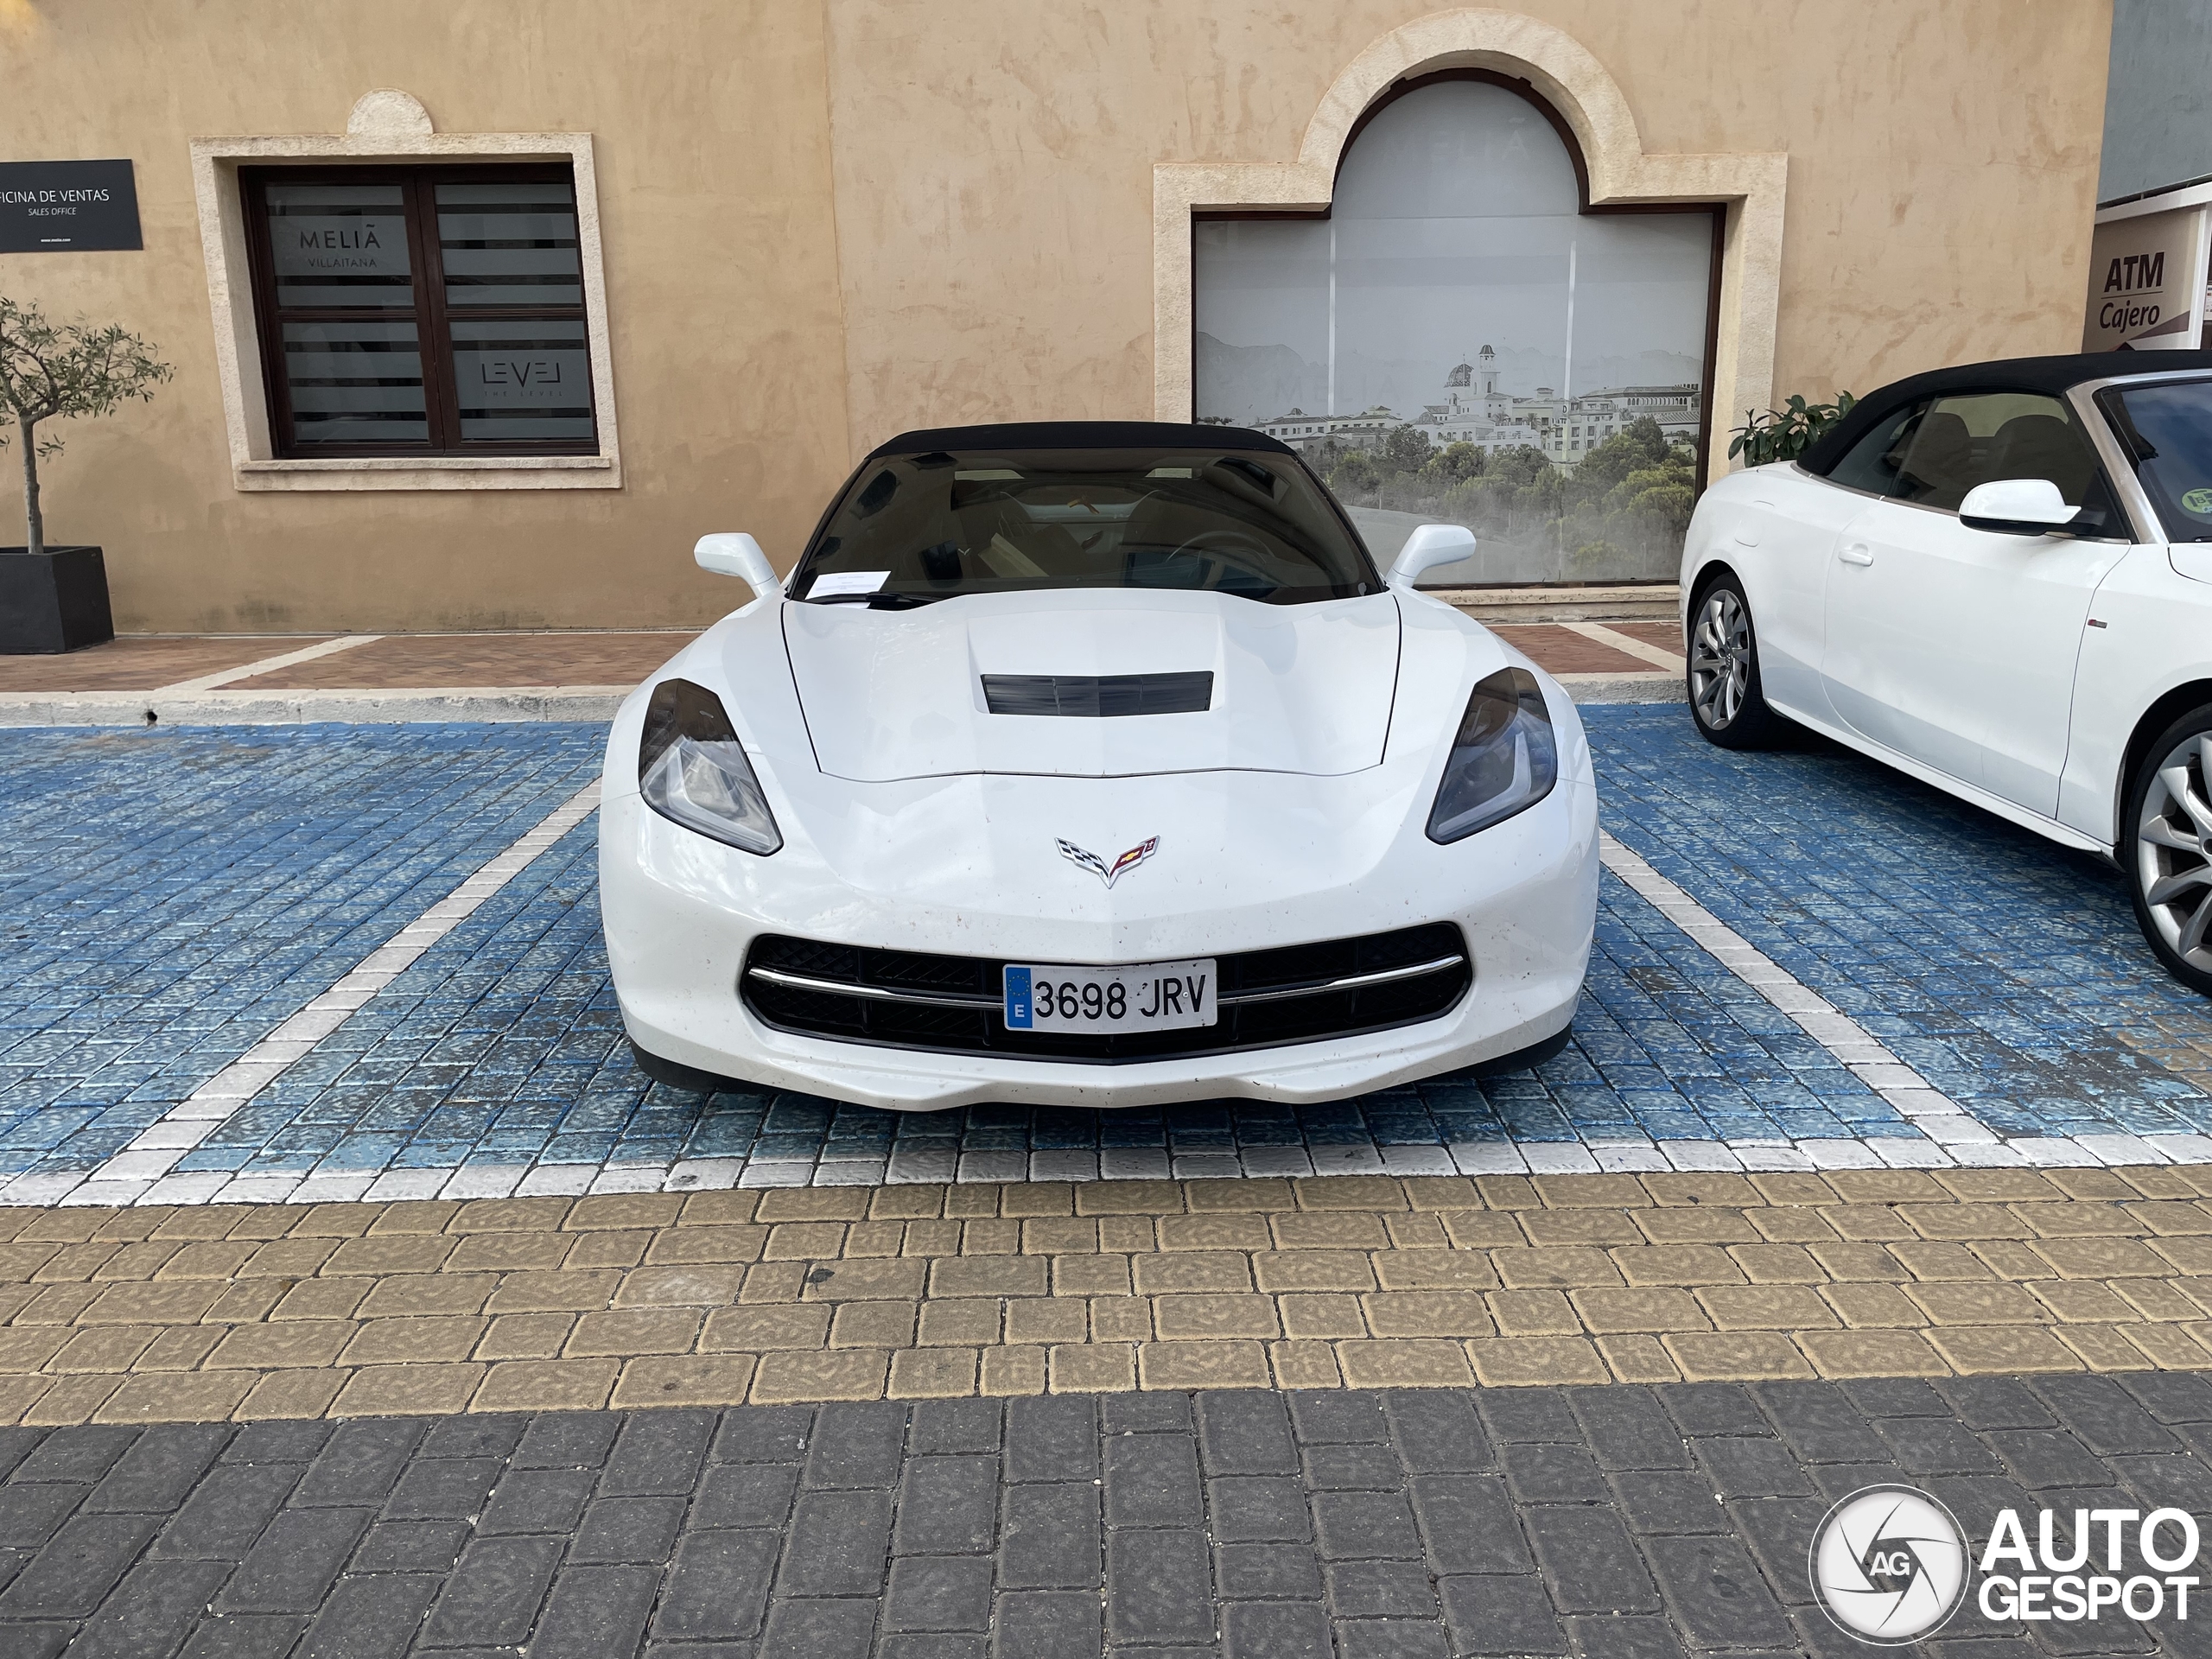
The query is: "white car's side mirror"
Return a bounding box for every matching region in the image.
[695,532,783,601]
[1387,523,1478,589]
[1959,479,2075,536]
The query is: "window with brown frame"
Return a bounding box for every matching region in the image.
[241,164,598,457]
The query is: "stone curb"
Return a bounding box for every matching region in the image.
[0,686,632,727]
[1558,671,1683,704]
[1433,582,1681,622]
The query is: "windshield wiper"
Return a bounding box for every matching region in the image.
[809,590,945,609]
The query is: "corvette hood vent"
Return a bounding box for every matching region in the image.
[981,671,1213,717]
[781,588,1401,781]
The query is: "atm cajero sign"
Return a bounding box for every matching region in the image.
[2082,201,2204,351]
[2098,249,2169,338]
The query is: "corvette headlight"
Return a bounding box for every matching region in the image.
[1427,667,1558,843]
[638,678,782,855]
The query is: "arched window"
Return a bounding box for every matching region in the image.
[1193,75,1719,584]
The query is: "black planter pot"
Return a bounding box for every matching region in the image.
[0,545,114,654]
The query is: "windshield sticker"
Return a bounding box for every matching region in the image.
[2181,487,2212,517]
[809,570,890,598]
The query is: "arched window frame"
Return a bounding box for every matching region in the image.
[1192,67,1726,491]
[1151,10,1788,487]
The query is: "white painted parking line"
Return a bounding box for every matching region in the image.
[1594,830,2152,1171]
[1599,831,1964,1114]
[153,634,384,695]
[9,781,604,1209]
[1561,620,1684,671]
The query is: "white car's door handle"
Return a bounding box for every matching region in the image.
[1838,543,1874,566]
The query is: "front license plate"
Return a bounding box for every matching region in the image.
[1003,958,1218,1033]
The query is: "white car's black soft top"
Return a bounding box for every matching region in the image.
[1798,348,2212,479]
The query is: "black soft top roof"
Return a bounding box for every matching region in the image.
[1800,350,2212,475]
[865,421,1294,461]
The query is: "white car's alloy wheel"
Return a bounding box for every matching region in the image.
[1690,587,1751,730]
[2138,728,2212,973]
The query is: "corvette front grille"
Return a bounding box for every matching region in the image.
[739,923,1470,1063]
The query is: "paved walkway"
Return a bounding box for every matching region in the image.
[1,1170,2212,1430]
[0,633,697,696]
[3,1375,2209,1656]
[0,615,1684,726]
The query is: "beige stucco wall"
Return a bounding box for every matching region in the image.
[824,0,2114,450]
[0,0,854,632]
[0,0,2112,632]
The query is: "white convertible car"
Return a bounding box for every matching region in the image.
[1681,352,2212,995]
[599,423,1598,1110]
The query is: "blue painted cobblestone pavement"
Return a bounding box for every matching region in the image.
[0,725,605,1192]
[2,709,2210,1200]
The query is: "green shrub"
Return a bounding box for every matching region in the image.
[1727,391,1857,467]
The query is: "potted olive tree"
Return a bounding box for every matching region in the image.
[1,296,172,653]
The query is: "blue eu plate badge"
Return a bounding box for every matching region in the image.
[1003,967,1035,1030]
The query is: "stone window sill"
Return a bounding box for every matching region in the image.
[232,454,620,493]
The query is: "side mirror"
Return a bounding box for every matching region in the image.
[1959,479,2075,536]
[1387,523,1478,589]
[695,532,782,601]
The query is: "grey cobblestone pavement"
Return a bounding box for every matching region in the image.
[6,1377,2212,1656]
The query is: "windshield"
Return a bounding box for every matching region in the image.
[2099,378,2212,541]
[791,447,1380,606]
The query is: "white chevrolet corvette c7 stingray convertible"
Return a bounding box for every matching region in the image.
[598,423,1599,1111]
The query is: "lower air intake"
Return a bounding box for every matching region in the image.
[741,923,1471,1063]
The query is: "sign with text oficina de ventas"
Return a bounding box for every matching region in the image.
[0,160,143,254]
